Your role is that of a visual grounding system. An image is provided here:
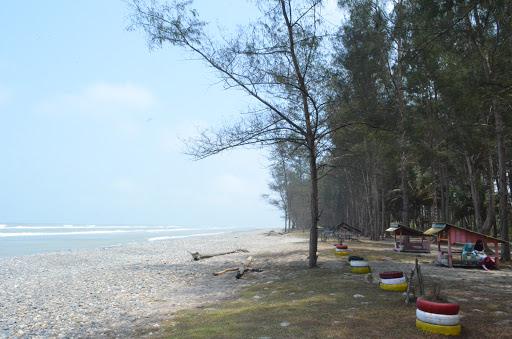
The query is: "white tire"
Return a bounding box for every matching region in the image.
[416,309,460,326]
[350,260,369,267]
[380,276,406,285]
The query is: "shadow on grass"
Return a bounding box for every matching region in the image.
[145,239,512,339]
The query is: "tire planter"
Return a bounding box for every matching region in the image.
[416,319,461,336]
[351,266,371,274]
[335,244,348,249]
[379,276,406,285]
[349,260,369,267]
[415,298,461,336]
[348,255,365,262]
[379,282,408,292]
[379,271,403,279]
[335,250,349,256]
[416,309,460,326]
[416,298,460,315]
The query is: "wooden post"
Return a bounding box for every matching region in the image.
[447,232,453,268]
[494,241,500,267]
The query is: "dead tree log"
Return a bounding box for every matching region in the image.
[213,256,263,279]
[189,249,249,261]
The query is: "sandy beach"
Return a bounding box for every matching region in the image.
[0,230,306,338]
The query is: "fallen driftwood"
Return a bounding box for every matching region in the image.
[263,230,284,236]
[189,249,249,261]
[213,256,263,279]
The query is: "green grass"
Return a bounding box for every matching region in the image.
[150,241,512,338]
[159,249,423,339]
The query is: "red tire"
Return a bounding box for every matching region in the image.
[379,271,403,279]
[416,298,459,315]
[335,244,348,249]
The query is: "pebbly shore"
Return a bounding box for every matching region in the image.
[0,230,306,338]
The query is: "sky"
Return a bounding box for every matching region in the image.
[0,0,342,228]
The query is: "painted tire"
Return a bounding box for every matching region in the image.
[380,276,406,285]
[348,256,365,262]
[350,260,369,267]
[416,319,461,336]
[379,271,403,279]
[416,298,459,315]
[335,244,348,249]
[379,282,408,292]
[335,251,349,256]
[351,266,371,274]
[416,309,460,326]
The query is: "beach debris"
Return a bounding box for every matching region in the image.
[213,256,263,279]
[188,249,249,261]
[353,294,365,298]
[280,321,290,327]
[263,230,284,236]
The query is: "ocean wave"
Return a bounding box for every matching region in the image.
[145,228,191,233]
[147,232,225,242]
[0,227,200,238]
[3,225,186,230]
[0,230,136,237]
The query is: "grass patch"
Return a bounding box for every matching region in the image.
[153,239,512,338]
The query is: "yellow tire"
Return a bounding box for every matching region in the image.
[335,251,349,256]
[379,282,408,292]
[351,266,370,274]
[416,319,461,336]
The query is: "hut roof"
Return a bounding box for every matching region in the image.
[337,222,362,234]
[424,223,508,244]
[385,223,424,236]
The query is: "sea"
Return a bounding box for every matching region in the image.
[0,223,247,257]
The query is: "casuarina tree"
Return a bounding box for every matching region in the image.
[130,0,343,267]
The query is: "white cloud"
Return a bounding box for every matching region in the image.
[39,82,156,117]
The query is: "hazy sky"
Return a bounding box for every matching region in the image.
[0,0,341,228]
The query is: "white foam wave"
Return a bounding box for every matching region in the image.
[147,232,225,242]
[145,228,191,233]
[5,225,186,230]
[0,227,198,238]
[0,230,136,237]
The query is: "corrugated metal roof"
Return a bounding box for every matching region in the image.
[385,224,424,236]
[424,227,444,235]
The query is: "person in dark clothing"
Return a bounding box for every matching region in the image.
[474,239,484,252]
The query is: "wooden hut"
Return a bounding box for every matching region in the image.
[385,222,430,253]
[338,222,362,241]
[424,222,507,268]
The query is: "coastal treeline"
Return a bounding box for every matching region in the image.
[267,0,512,260]
[131,0,512,265]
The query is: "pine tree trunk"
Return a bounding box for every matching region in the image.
[481,155,495,234]
[494,105,510,260]
[308,143,319,268]
[465,153,483,230]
